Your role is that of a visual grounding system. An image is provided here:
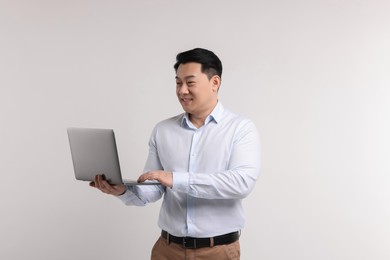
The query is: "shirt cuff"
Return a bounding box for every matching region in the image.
[172,171,189,193]
[116,188,138,203]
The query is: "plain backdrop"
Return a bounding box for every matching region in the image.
[1,1,389,259]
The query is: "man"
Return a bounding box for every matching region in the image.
[91,48,261,260]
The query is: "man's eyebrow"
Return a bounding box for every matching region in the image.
[175,75,196,80]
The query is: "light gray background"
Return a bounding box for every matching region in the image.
[1,1,389,259]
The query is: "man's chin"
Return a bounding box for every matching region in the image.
[182,107,195,115]
[180,103,192,111]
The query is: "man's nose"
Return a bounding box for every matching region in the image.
[178,84,189,94]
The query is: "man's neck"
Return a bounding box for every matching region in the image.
[189,114,207,128]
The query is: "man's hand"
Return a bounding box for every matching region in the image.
[138,170,173,188]
[90,175,127,196]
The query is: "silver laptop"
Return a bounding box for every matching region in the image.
[67,127,160,185]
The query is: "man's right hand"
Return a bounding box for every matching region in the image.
[90,175,127,196]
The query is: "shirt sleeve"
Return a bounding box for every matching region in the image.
[117,184,165,206]
[116,186,147,206]
[172,120,261,199]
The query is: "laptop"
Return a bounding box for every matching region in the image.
[67,127,160,185]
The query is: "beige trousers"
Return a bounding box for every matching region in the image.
[151,236,240,260]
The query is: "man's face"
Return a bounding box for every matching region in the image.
[175,62,220,117]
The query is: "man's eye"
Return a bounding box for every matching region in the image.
[187,82,195,86]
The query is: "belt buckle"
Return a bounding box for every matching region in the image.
[182,237,196,249]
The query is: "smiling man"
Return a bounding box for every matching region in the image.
[91,48,261,260]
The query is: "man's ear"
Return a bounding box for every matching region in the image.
[211,75,221,92]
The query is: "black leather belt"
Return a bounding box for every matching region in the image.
[161,230,240,249]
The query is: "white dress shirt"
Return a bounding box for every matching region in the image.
[118,102,261,238]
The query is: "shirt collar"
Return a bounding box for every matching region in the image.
[209,101,224,123]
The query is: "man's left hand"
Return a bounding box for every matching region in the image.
[137,170,173,188]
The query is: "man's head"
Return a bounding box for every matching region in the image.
[174,48,223,124]
[174,48,223,80]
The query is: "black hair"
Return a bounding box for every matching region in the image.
[174,48,223,79]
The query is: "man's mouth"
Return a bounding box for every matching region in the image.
[181,98,192,103]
